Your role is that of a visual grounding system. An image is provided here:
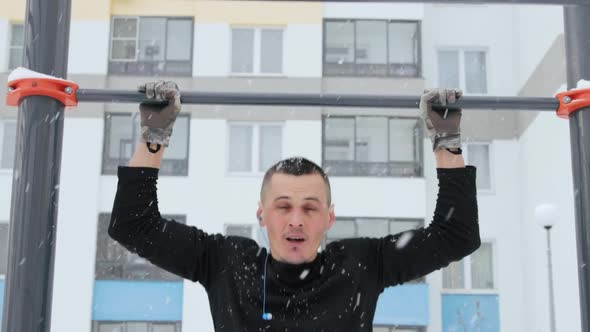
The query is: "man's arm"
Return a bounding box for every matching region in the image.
[109,165,224,286]
[374,165,479,288]
[435,149,465,169]
[108,81,224,287]
[128,142,166,168]
[374,89,478,288]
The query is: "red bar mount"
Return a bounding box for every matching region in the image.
[6,77,79,107]
[556,88,590,119]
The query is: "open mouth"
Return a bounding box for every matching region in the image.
[286,236,305,243]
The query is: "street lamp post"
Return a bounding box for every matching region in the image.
[535,203,559,332]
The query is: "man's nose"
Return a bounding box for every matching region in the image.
[288,211,305,227]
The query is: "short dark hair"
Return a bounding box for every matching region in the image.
[260,157,332,206]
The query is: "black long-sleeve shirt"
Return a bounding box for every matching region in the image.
[109,166,480,332]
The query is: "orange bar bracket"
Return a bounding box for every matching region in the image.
[556,88,590,119]
[6,77,79,107]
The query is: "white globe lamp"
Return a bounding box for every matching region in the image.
[534,203,559,229]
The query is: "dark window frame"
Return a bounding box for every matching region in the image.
[325,217,423,243]
[1,119,17,170]
[224,224,254,239]
[322,19,422,78]
[95,213,187,281]
[373,326,426,332]
[8,23,24,70]
[322,115,423,177]
[92,320,182,332]
[108,16,194,77]
[0,222,9,276]
[101,112,190,176]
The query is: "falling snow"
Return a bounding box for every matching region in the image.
[1,9,580,332]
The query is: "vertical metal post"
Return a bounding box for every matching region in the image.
[1,0,71,331]
[546,227,557,332]
[564,5,590,332]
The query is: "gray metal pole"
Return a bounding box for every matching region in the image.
[75,89,559,110]
[1,0,71,331]
[564,5,590,332]
[546,227,557,332]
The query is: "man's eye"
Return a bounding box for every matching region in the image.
[278,206,289,210]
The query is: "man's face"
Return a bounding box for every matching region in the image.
[257,173,335,265]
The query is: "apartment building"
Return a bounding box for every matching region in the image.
[0,1,578,331]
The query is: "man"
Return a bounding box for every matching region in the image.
[109,82,480,331]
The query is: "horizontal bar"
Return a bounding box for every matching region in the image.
[76,89,558,111]
[243,0,586,5]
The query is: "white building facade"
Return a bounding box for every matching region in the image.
[0,2,579,332]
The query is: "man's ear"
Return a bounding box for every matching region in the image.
[326,204,336,231]
[257,202,265,227]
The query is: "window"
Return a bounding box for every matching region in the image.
[373,327,425,332]
[443,242,494,290]
[228,123,282,174]
[438,49,488,94]
[225,224,254,239]
[231,27,284,75]
[326,217,424,283]
[8,24,24,70]
[102,112,190,176]
[0,120,17,170]
[226,224,270,248]
[92,321,181,332]
[466,143,492,191]
[108,17,193,76]
[326,217,422,243]
[323,116,422,177]
[0,223,8,276]
[324,20,420,77]
[95,213,186,281]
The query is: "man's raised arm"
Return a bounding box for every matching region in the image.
[374,88,480,288]
[107,82,223,286]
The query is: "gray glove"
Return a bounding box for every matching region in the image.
[138,81,181,147]
[419,88,463,151]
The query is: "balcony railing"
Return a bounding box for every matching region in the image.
[324,160,422,177]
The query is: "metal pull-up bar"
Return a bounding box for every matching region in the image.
[5,71,564,111]
[6,69,579,112]
[8,76,585,119]
[73,88,560,110]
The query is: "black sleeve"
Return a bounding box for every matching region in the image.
[377,166,480,289]
[108,166,224,288]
